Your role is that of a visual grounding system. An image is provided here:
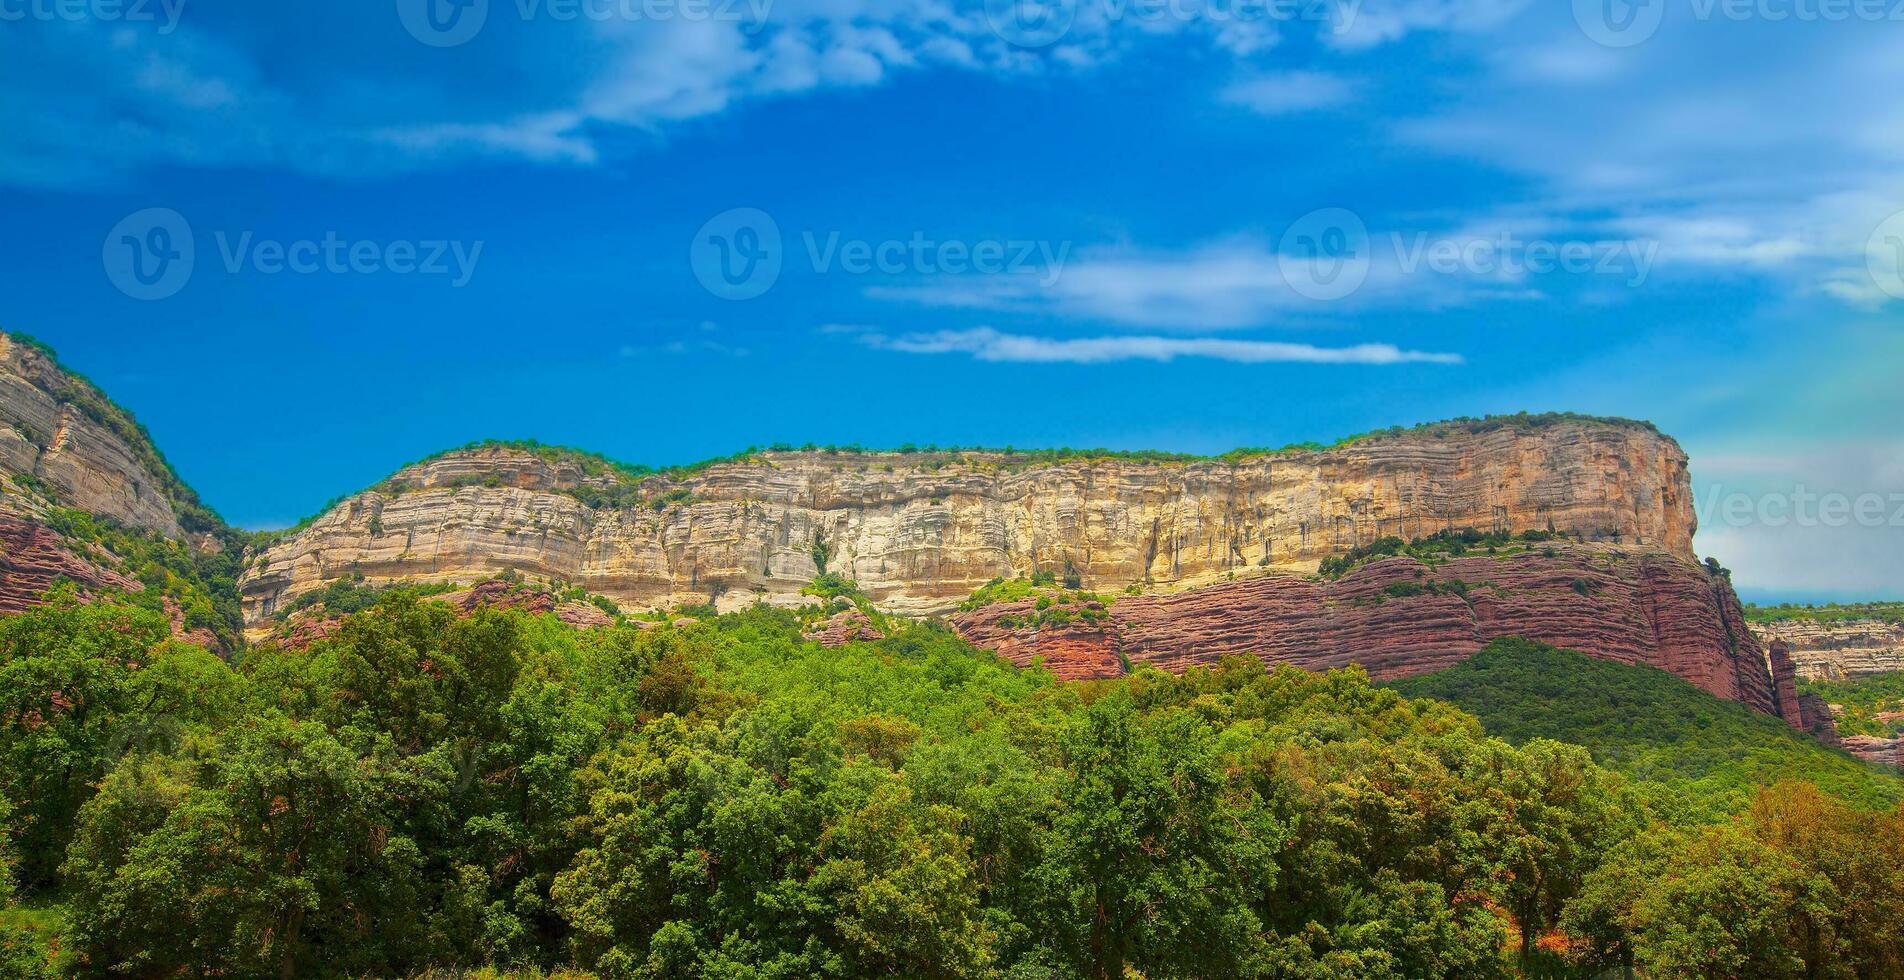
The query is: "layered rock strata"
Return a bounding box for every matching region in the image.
[242,420,1695,623]
[0,516,140,614]
[951,544,1794,722]
[1749,619,1904,682]
[0,334,186,537]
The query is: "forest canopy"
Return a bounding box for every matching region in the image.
[2,594,1900,979]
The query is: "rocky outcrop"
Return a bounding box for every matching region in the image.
[1840,735,1902,769]
[0,333,188,538]
[806,610,888,647]
[1768,641,1808,733]
[951,544,1789,719]
[242,419,1694,623]
[1796,693,1845,750]
[1749,619,1904,682]
[0,515,141,614]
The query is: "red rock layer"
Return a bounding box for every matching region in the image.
[1767,641,1808,733]
[0,516,139,614]
[952,545,1789,720]
[1795,693,1845,750]
[1841,735,1902,769]
[946,607,1126,681]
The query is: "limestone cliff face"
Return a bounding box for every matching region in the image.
[950,544,1790,718]
[241,421,1694,623]
[1749,619,1904,682]
[0,334,185,538]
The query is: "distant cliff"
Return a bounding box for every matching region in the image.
[240,418,1696,622]
[1749,614,1904,682]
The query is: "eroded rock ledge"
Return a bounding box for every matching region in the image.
[242,420,1695,623]
[948,544,1804,725]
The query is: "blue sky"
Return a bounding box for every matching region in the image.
[2,0,1901,601]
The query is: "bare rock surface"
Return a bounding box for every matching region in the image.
[243,421,1695,623]
[1749,619,1904,682]
[953,544,1791,722]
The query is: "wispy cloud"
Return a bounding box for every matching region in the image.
[1220,71,1353,116]
[0,0,1484,188]
[837,325,1462,366]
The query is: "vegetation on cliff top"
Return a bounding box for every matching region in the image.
[1387,638,1904,818]
[4,597,1899,978]
[1746,601,1904,624]
[1317,527,1575,578]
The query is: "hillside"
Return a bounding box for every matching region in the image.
[1387,638,1903,818]
[0,332,246,648]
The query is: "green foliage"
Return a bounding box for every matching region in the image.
[1800,670,1904,739]
[8,589,1903,978]
[1563,782,1904,978]
[1388,638,1904,818]
[802,572,864,601]
[1318,528,1568,579]
[1746,600,1904,624]
[959,578,1110,629]
[37,506,245,648]
[275,575,460,620]
[0,592,241,890]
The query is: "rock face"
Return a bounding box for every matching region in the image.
[1842,736,1903,769]
[951,544,1795,718]
[0,333,186,538]
[0,516,141,614]
[241,420,1695,623]
[1749,619,1904,682]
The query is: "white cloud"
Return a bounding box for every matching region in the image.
[1219,71,1352,116]
[846,325,1462,365]
[0,0,1537,188]
[1390,10,1904,307]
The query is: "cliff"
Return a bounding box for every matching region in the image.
[240,418,1695,622]
[948,543,1798,720]
[0,332,197,538]
[1749,617,1904,682]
